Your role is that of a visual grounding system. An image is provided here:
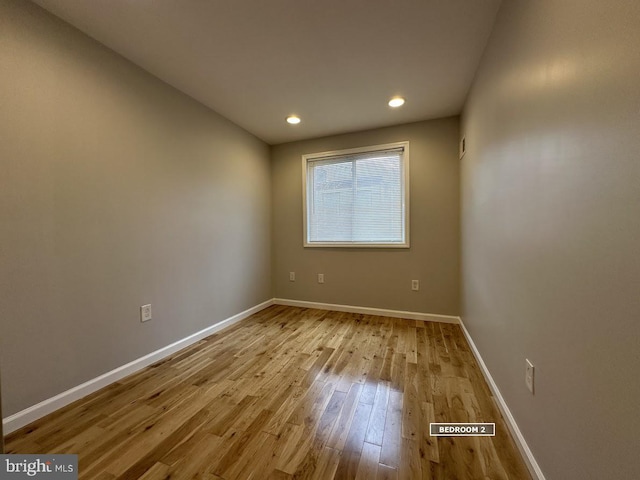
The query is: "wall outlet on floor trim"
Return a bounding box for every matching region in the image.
[525,359,534,394]
[317,273,324,284]
[289,272,295,281]
[140,304,152,322]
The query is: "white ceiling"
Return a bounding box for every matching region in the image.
[32,0,501,145]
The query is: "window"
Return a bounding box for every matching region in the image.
[303,142,409,247]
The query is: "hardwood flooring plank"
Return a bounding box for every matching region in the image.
[420,401,440,464]
[113,406,213,479]
[401,362,420,441]
[268,469,293,480]
[364,381,389,446]
[308,447,341,480]
[136,462,170,480]
[276,382,338,474]
[379,390,403,468]
[333,450,361,480]
[82,389,208,477]
[289,388,348,480]
[376,463,398,480]
[206,394,259,436]
[343,402,373,454]
[326,384,363,450]
[212,408,273,478]
[355,442,381,480]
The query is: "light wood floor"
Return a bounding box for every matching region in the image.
[6,305,531,479]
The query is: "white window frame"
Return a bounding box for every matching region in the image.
[302,141,410,248]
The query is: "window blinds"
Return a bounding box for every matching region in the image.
[306,147,406,245]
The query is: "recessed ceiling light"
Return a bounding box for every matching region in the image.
[286,115,301,125]
[388,97,405,108]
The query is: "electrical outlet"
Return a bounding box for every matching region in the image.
[525,359,534,393]
[140,304,152,323]
[289,272,296,282]
[317,273,324,284]
[411,280,419,291]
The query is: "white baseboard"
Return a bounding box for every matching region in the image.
[458,317,546,480]
[2,299,274,434]
[274,298,460,324]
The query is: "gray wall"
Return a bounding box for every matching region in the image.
[0,0,272,416]
[272,118,460,316]
[461,1,640,479]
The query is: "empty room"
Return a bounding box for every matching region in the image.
[1,0,638,479]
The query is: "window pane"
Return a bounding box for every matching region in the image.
[306,146,406,245]
[353,154,402,242]
[310,160,353,241]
